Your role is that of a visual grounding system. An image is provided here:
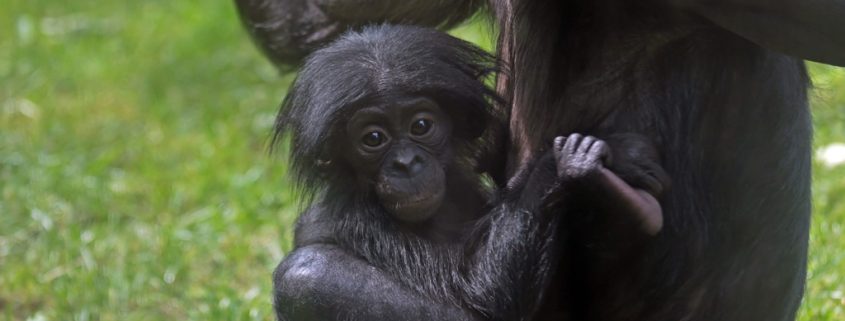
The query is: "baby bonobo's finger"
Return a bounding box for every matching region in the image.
[563,134,582,156]
[589,140,611,166]
[576,136,596,157]
[553,136,566,156]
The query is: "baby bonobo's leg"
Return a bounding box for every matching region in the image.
[553,134,663,235]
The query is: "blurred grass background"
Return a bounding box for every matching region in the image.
[0,1,843,320]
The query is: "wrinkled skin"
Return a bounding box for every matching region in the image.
[343,97,453,223]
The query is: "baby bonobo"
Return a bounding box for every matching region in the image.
[271,25,668,321]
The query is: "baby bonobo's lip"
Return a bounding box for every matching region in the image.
[394,192,436,208]
[388,188,445,214]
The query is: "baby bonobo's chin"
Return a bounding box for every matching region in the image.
[380,187,445,223]
[375,174,447,223]
[373,158,448,223]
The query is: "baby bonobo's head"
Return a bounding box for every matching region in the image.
[274,25,500,223]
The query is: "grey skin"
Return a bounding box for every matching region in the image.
[343,97,454,225]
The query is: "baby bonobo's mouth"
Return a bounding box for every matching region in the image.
[392,190,439,208]
[382,188,445,223]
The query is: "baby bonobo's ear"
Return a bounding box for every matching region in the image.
[314,149,334,175]
[315,158,332,171]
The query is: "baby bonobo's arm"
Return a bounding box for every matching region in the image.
[553,134,665,236]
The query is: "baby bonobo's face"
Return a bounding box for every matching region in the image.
[343,96,454,223]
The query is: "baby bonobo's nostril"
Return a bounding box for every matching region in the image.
[393,158,411,171]
[392,152,423,175]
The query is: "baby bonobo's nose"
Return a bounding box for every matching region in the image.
[391,151,424,176]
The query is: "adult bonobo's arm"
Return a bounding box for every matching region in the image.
[274,244,483,321]
[672,0,845,66]
[233,0,483,66]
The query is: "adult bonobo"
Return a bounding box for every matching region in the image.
[236,0,845,320]
[270,25,667,321]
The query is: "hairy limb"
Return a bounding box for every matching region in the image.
[672,0,845,66]
[553,134,664,235]
[234,0,482,66]
[459,152,564,320]
[274,244,483,321]
[277,159,564,321]
[593,168,663,235]
[318,0,483,28]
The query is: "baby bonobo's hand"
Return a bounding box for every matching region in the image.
[553,134,610,182]
[554,133,664,237]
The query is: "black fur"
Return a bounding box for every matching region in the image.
[495,1,811,320]
[271,25,567,321]
[236,1,823,320]
[273,25,502,195]
[234,0,485,67]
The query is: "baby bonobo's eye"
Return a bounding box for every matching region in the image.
[410,118,433,136]
[362,131,386,147]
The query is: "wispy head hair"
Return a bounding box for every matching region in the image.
[273,24,502,198]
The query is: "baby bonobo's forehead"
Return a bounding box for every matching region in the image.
[350,96,440,120]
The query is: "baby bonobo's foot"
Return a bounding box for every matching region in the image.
[553,134,610,182]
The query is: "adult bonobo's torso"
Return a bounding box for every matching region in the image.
[501,1,812,320]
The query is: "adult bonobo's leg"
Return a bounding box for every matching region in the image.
[671,0,845,66]
[233,0,845,66]
[233,0,482,66]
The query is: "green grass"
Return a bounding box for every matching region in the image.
[0,1,843,320]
